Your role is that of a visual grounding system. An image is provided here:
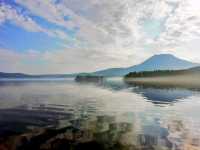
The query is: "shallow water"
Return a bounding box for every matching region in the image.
[0,78,200,150]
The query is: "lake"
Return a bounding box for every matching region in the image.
[0,78,200,150]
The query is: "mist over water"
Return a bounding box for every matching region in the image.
[0,78,200,149]
[124,74,200,89]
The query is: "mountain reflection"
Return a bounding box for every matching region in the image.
[132,87,193,104]
[102,78,198,105]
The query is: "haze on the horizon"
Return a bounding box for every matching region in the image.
[0,0,200,74]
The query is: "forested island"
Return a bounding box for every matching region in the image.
[75,74,104,84]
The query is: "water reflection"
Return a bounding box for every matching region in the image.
[0,104,72,136]
[0,79,200,150]
[103,78,198,105]
[0,104,173,150]
[1,104,199,150]
[132,87,194,105]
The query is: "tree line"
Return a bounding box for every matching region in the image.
[124,70,187,78]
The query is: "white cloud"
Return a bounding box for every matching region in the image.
[0,4,44,32]
[6,0,200,48]
[0,47,142,74]
[1,0,200,73]
[0,3,71,40]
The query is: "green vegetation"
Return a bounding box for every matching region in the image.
[125,70,186,78]
[124,67,200,78]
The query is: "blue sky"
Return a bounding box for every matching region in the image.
[0,0,79,52]
[0,21,67,52]
[0,0,200,74]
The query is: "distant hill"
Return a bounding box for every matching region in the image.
[94,54,199,76]
[0,72,30,78]
[0,72,77,79]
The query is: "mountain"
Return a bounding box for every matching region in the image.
[94,54,199,76]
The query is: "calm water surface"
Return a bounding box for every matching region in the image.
[0,78,200,150]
